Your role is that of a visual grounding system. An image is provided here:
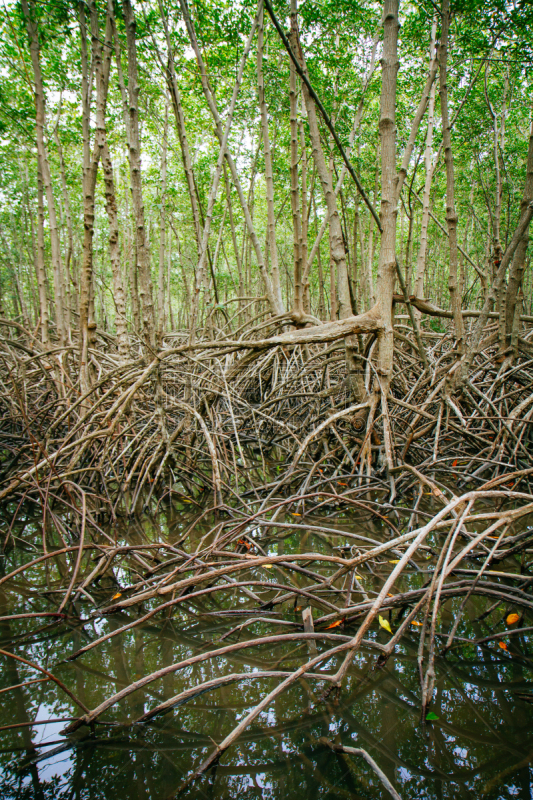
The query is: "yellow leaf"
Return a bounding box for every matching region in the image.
[292,513,302,516]
[378,615,393,635]
[507,613,520,625]
[112,592,122,600]
[325,618,345,629]
[264,564,273,569]
[388,559,400,564]
[498,641,508,650]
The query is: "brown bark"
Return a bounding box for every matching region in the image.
[35,159,49,345]
[21,0,65,345]
[122,0,156,350]
[289,2,303,317]
[258,0,285,314]
[439,0,465,361]
[101,138,129,358]
[158,103,169,344]
[78,1,112,391]
[503,117,533,357]
[375,0,400,400]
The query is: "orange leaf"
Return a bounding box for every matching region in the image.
[325,618,345,629]
[338,482,347,486]
[507,613,520,625]
[411,620,422,627]
[112,592,122,600]
[498,641,508,650]
[452,459,458,467]
[292,513,302,516]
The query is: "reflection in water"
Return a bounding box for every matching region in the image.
[0,502,532,799]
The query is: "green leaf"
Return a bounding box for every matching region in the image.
[425,711,439,721]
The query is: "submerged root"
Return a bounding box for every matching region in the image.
[0,320,532,788]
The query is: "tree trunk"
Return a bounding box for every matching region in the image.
[439,0,465,361]
[289,1,304,317]
[122,0,156,350]
[21,0,65,345]
[35,160,49,346]
[504,117,533,358]
[78,0,112,391]
[158,103,169,344]
[258,0,285,314]
[102,137,129,359]
[179,0,279,317]
[375,0,400,401]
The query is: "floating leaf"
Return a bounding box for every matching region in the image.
[411,620,423,627]
[112,592,122,600]
[507,613,520,625]
[425,711,439,721]
[378,615,392,634]
[498,641,508,650]
[325,618,345,629]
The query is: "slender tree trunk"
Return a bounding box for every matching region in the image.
[79,1,112,391]
[21,0,65,345]
[258,0,285,314]
[179,0,279,317]
[122,0,156,350]
[53,122,73,340]
[300,113,310,312]
[157,0,203,256]
[101,137,129,358]
[110,10,141,333]
[375,0,400,401]
[35,160,49,346]
[504,117,533,358]
[439,0,464,360]
[158,103,169,344]
[289,1,303,317]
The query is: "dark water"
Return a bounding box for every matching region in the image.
[1,503,533,800]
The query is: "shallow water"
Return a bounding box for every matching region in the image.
[1,501,532,799]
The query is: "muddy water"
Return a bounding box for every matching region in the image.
[0,502,532,800]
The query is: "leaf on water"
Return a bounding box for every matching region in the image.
[507,613,520,625]
[325,618,345,629]
[425,711,439,721]
[388,559,400,564]
[411,620,423,627]
[378,615,393,634]
[498,641,508,650]
[112,592,122,600]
